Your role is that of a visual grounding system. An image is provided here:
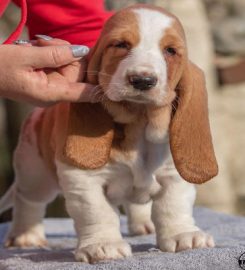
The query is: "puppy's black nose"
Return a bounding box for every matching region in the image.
[128,74,158,91]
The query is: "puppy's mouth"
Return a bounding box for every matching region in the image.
[123,95,154,104]
[105,91,156,104]
[105,86,164,105]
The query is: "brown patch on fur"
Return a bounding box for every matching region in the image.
[34,102,114,172]
[110,114,147,162]
[32,103,70,175]
[170,62,218,183]
[35,107,56,173]
[64,103,114,169]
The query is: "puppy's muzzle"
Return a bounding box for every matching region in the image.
[127,73,158,91]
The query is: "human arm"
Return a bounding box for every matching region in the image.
[0,42,97,106]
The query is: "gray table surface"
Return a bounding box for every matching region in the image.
[0,207,244,270]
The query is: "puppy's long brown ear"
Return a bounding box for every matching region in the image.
[86,36,106,85]
[64,103,114,169]
[170,62,218,183]
[63,37,114,169]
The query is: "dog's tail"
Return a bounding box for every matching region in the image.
[0,183,15,215]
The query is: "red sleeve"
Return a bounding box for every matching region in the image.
[20,0,113,47]
[2,0,27,44]
[0,0,10,17]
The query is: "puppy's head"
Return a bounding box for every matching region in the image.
[65,5,218,183]
[87,5,186,106]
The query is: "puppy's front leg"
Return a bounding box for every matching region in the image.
[152,173,214,252]
[56,161,131,263]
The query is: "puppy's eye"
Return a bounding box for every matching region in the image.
[165,47,177,56]
[114,41,130,50]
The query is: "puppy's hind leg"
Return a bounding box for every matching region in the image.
[5,135,59,248]
[0,183,15,215]
[124,201,155,235]
[5,186,48,248]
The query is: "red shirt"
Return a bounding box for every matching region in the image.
[0,0,10,17]
[1,0,113,47]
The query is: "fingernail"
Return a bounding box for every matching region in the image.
[71,45,90,57]
[35,34,53,41]
[13,39,31,45]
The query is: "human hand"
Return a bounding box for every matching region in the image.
[0,37,99,106]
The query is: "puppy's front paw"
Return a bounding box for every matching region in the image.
[5,230,47,248]
[75,241,132,263]
[129,220,155,236]
[158,231,214,252]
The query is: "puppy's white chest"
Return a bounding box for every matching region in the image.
[105,138,170,204]
[112,131,170,185]
[132,138,170,187]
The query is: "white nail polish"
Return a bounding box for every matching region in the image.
[71,45,90,57]
[13,40,31,45]
[35,34,53,41]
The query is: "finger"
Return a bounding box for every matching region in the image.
[35,36,87,82]
[35,35,71,46]
[24,45,90,69]
[24,71,99,105]
[45,75,99,103]
[58,58,87,83]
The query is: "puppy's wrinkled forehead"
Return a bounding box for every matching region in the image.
[132,8,172,50]
[102,5,185,47]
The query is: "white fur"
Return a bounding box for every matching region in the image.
[107,9,172,106]
[5,109,59,247]
[54,149,213,260]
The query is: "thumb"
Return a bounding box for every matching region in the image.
[28,45,90,68]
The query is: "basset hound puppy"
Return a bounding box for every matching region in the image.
[0,4,218,263]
